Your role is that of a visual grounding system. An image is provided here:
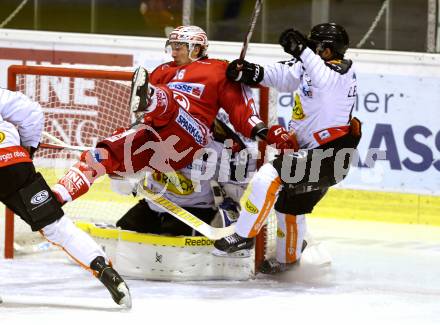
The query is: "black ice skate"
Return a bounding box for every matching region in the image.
[90,256,132,309]
[259,240,308,274]
[129,66,153,114]
[213,233,254,257]
[259,259,293,274]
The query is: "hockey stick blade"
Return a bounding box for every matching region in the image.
[239,0,263,61]
[137,184,236,240]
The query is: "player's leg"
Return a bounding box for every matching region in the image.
[214,149,316,254]
[259,211,307,274]
[0,162,131,308]
[52,147,116,203]
[214,163,282,253]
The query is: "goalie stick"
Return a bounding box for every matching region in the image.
[136,183,236,240]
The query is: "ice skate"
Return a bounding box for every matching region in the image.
[213,233,254,257]
[259,240,308,274]
[129,66,152,113]
[90,256,132,309]
[259,259,293,274]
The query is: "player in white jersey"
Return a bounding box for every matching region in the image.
[214,23,362,273]
[0,88,131,308]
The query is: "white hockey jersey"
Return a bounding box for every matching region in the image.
[0,88,44,167]
[262,47,357,149]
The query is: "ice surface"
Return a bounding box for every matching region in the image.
[1,217,440,325]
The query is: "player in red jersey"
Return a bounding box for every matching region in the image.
[53,25,297,205]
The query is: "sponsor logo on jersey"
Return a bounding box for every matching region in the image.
[167,82,205,98]
[152,170,194,195]
[276,228,285,238]
[244,199,259,214]
[173,91,190,110]
[292,93,305,120]
[0,131,5,144]
[30,190,49,205]
[184,238,214,246]
[176,109,206,146]
[317,129,331,141]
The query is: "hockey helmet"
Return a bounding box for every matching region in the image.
[166,25,209,60]
[307,23,349,58]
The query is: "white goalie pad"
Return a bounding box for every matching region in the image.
[75,222,254,281]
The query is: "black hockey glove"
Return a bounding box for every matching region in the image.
[279,28,308,59]
[226,59,264,86]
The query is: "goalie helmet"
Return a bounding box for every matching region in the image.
[308,23,349,58]
[166,25,209,60]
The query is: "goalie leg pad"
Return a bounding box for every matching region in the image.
[17,172,64,231]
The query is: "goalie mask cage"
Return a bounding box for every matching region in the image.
[2,64,277,274]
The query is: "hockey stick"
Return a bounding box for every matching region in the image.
[136,183,236,240]
[238,0,263,61]
[40,131,93,152]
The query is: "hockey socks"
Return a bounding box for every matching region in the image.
[53,148,112,203]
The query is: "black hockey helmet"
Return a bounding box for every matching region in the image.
[307,23,349,58]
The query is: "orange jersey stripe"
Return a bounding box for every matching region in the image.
[249,176,282,237]
[285,214,298,263]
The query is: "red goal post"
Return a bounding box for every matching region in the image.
[3,64,275,273]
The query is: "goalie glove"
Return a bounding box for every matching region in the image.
[267,125,299,151]
[226,59,264,86]
[279,28,308,59]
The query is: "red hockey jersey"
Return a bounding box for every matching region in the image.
[150,58,263,139]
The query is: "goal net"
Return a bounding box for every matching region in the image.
[1,64,278,273]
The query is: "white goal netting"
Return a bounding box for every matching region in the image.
[1,64,278,270]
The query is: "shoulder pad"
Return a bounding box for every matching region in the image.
[324,59,352,75]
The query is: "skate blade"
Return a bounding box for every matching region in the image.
[211,248,251,258]
[130,96,140,112]
[117,283,132,309]
[129,68,146,112]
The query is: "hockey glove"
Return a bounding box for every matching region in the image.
[267,125,299,151]
[226,59,264,86]
[279,28,308,59]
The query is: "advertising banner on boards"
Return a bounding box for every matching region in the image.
[0,29,439,195]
